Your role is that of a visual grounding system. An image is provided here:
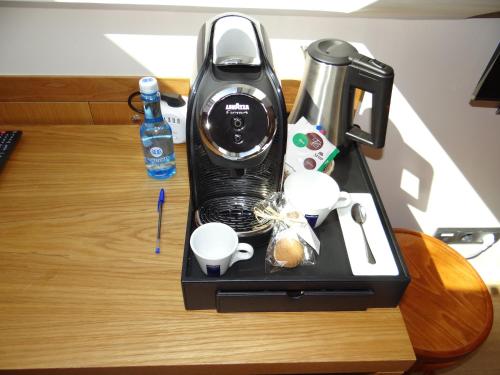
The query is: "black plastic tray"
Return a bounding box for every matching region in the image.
[181,144,410,312]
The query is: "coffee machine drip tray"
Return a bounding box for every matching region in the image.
[182,144,410,312]
[194,196,272,237]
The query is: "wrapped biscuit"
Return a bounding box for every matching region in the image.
[273,229,305,268]
[254,193,319,272]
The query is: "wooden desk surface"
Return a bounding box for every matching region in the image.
[0,125,415,374]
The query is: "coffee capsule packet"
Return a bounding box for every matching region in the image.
[254,193,319,272]
[285,117,339,177]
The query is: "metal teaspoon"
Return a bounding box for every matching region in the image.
[351,203,377,264]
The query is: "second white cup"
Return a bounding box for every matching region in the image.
[190,222,254,277]
[284,170,351,228]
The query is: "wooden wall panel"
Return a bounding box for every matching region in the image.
[0,76,190,102]
[90,102,140,125]
[0,102,93,125]
[281,79,300,112]
[0,76,300,106]
[0,76,313,125]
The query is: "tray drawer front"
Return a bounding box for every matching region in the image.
[216,289,375,312]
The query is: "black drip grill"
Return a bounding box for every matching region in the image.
[195,196,271,235]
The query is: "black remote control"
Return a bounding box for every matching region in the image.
[0,130,22,172]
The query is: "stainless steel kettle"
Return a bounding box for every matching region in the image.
[288,39,394,148]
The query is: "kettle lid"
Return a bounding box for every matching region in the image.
[307,39,357,65]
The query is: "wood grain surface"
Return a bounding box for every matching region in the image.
[89,102,141,125]
[0,76,190,102]
[0,76,298,110]
[0,125,415,374]
[0,102,93,125]
[395,229,493,365]
[0,77,300,125]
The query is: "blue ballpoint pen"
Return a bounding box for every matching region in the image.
[155,188,165,254]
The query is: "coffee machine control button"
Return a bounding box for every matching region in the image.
[234,134,243,144]
[232,116,244,130]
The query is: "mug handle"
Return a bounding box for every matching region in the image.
[229,243,254,267]
[332,191,352,209]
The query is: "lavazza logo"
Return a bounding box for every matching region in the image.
[225,103,250,111]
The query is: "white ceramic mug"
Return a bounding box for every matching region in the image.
[190,222,254,277]
[284,170,351,228]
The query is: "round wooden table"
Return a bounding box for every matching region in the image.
[395,229,494,374]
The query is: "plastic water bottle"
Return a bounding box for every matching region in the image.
[139,77,176,179]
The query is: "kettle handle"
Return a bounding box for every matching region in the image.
[341,53,394,148]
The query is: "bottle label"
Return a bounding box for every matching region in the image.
[150,147,163,157]
[146,155,171,164]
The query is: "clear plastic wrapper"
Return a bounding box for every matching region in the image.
[254,193,319,272]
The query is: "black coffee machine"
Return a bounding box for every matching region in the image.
[186,14,287,240]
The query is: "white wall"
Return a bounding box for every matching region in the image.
[1,5,499,233]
